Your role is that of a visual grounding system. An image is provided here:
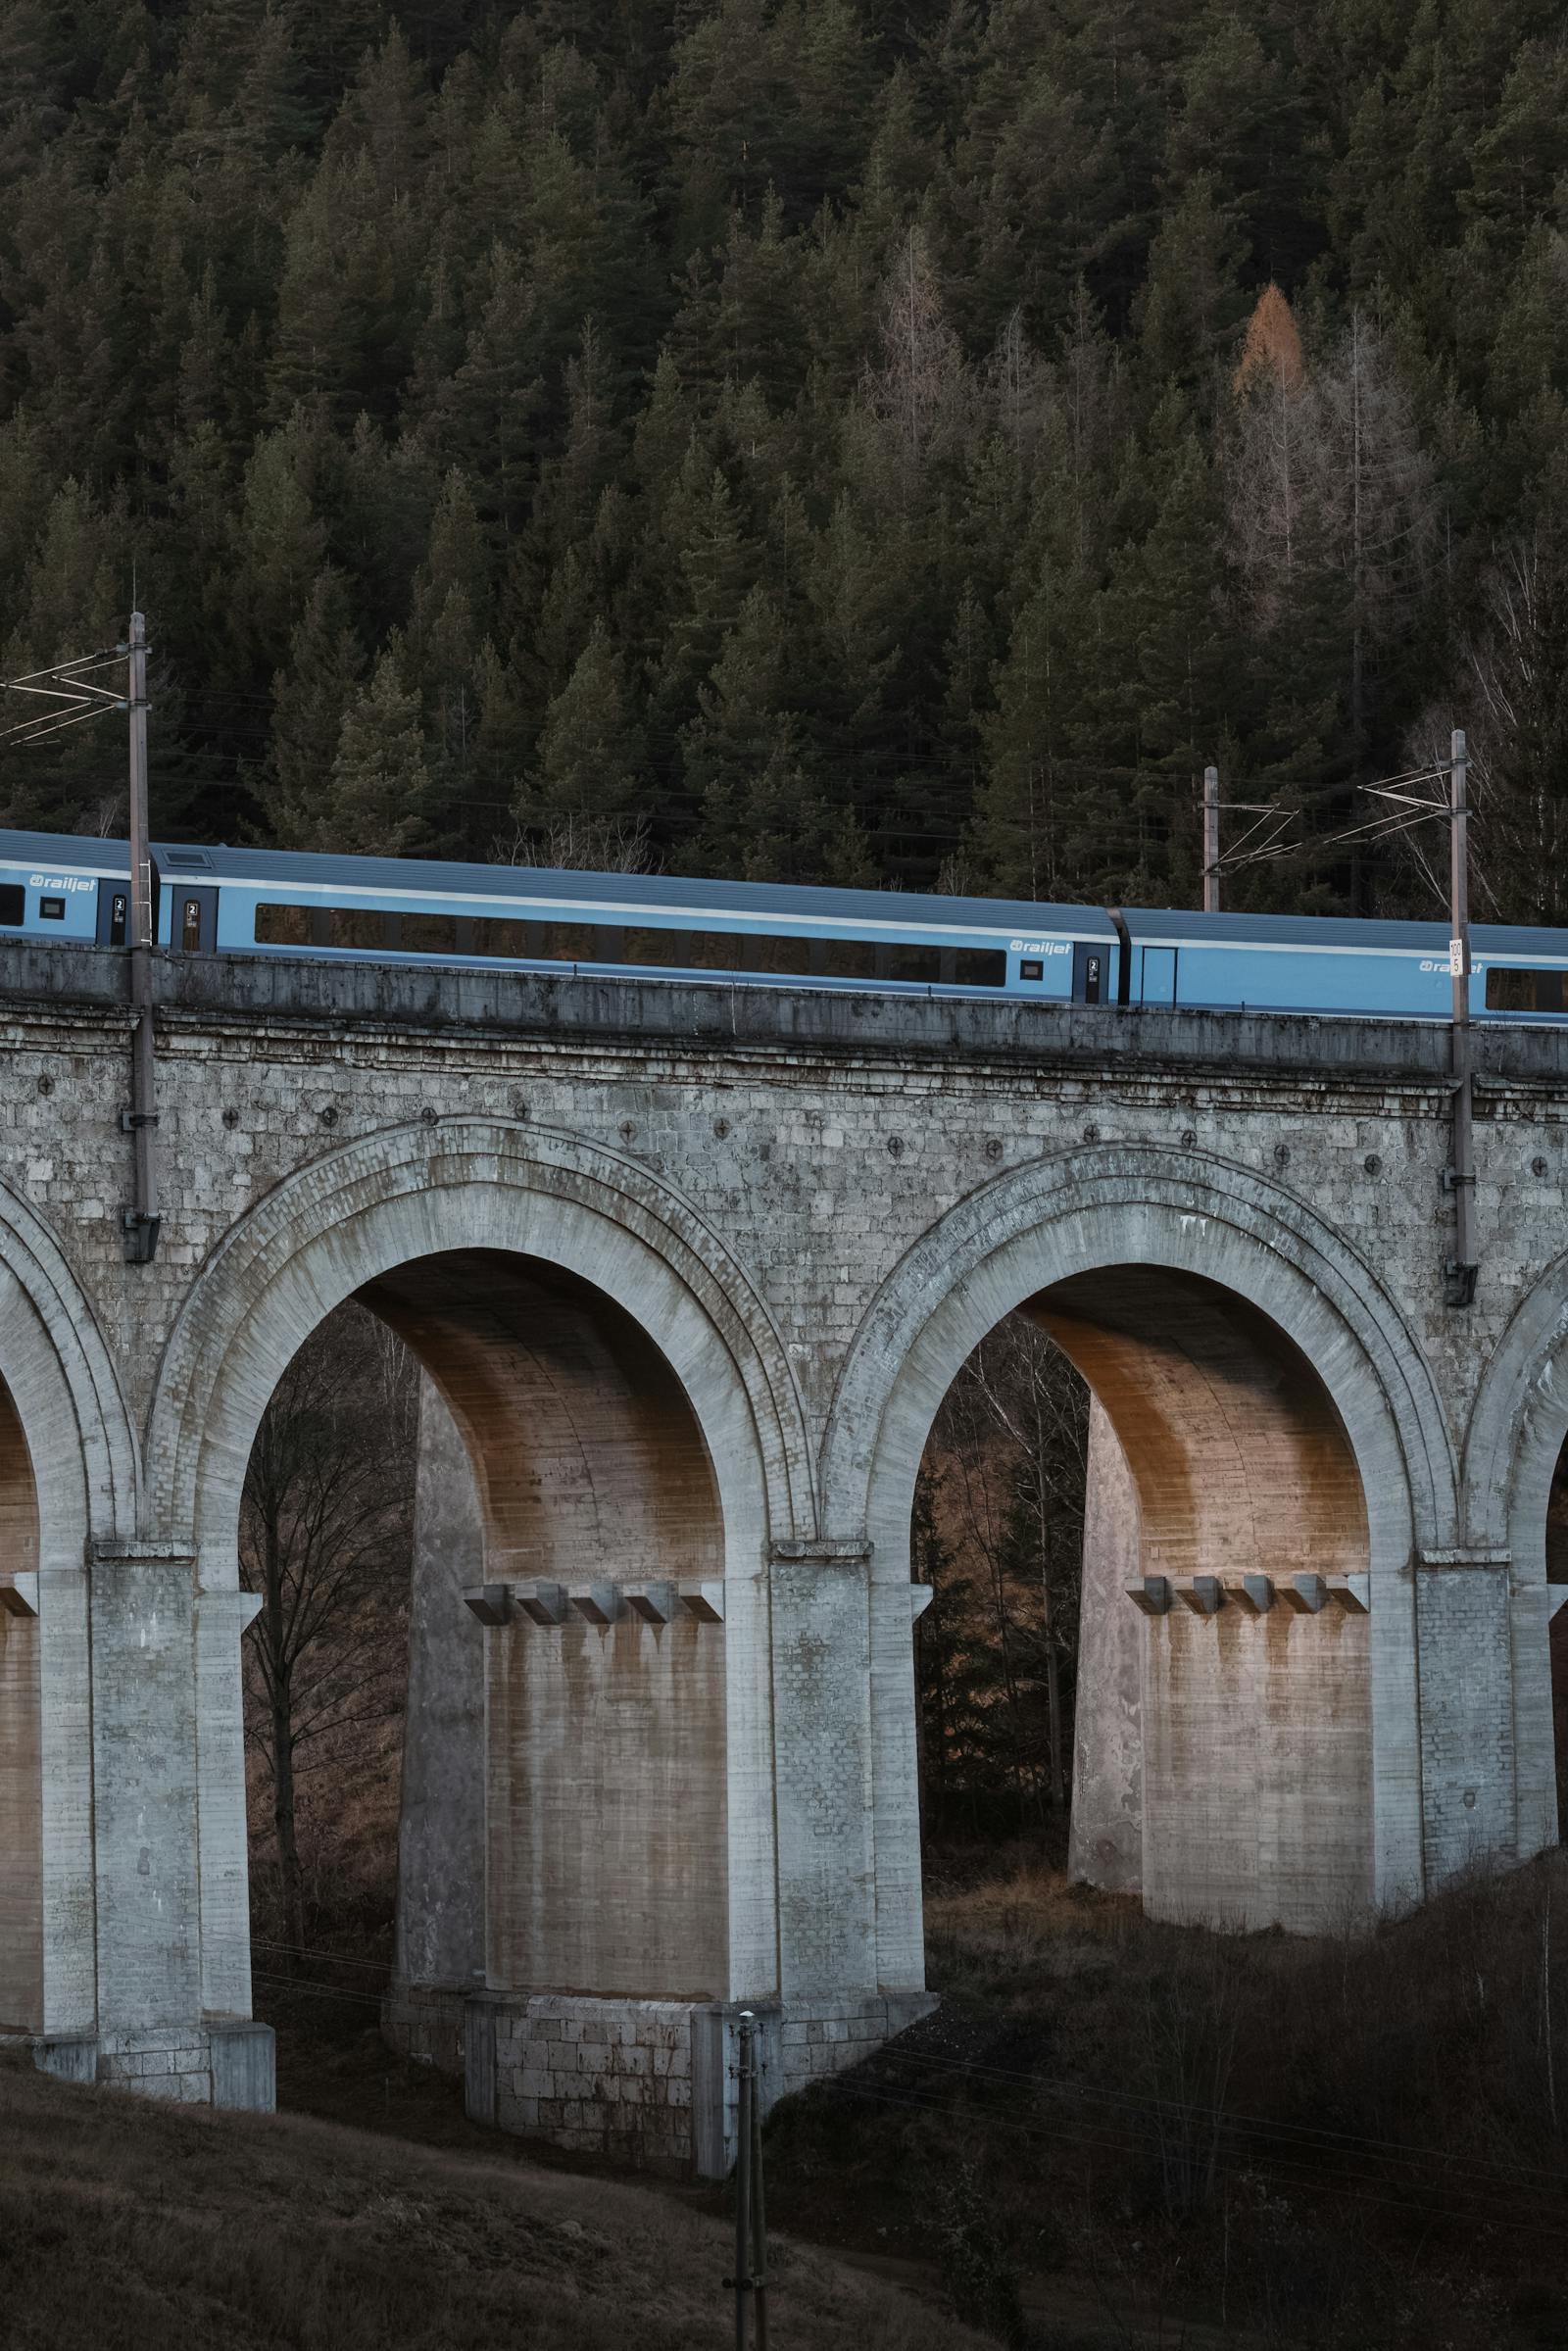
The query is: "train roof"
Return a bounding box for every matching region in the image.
[1120,906,1453,951]
[1121,905,1568,956]
[0,829,1116,938]
[6,829,1568,957]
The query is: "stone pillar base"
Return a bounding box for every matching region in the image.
[777,1988,938,2099]
[26,2019,275,2110]
[429,1985,940,2178]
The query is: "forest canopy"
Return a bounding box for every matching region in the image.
[3,0,1568,918]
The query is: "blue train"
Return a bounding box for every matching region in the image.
[2,825,1566,1020]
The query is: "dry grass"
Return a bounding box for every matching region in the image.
[763,1853,1568,2349]
[0,2051,991,2351]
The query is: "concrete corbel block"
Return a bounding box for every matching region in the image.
[0,1573,38,1617]
[679,1581,725,1624]
[1325,1575,1370,1613]
[1229,1575,1275,1614]
[1125,1577,1172,1616]
[1550,1587,1568,1622]
[624,1582,677,1624]
[1176,1576,1224,1616]
[569,1584,623,1625]
[464,1584,514,1627]
[516,1582,568,1628]
[1282,1575,1328,1615]
[910,1584,935,1622]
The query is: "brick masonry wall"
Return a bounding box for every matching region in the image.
[491,1996,696,2168]
[1417,1565,1517,1881]
[97,2030,213,2103]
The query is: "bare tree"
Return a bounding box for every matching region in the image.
[1316,310,1437,766]
[927,1314,1089,1816]
[240,1304,418,1962]
[1409,531,1568,925]
[491,808,657,873]
[862,224,970,511]
[1228,291,1434,675]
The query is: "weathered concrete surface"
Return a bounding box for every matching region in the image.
[1067,1398,1143,1895]
[0,942,1566,2153]
[392,1377,485,1993]
[1042,1268,1371,1929]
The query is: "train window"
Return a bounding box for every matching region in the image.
[106,891,128,947]
[882,943,943,985]
[820,938,878,981]
[239,903,1008,993]
[953,949,1007,989]
[538,923,607,963]
[624,928,689,967]
[0,885,24,926]
[469,918,533,959]
[1020,959,1044,981]
[402,913,460,955]
[684,931,746,971]
[329,907,388,952]
[40,897,66,920]
[1487,966,1567,1012]
[255,905,311,946]
[181,897,203,952]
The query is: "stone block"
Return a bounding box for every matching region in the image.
[32,2035,97,2086]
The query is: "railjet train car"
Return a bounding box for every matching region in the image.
[3,826,1568,1020]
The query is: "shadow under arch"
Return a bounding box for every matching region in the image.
[0,1180,137,2041]
[145,1119,807,2022]
[1461,1248,1568,1859]
[823,1146,1455,1979]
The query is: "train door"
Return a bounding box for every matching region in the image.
[1072,942,1106,1004]
[171,885,218,954]
[1141,946,1178,1005]
[96,882,129,946]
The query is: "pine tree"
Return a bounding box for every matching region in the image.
[316,641,432,855]
[269,566,366,846]
[517,618,646,828]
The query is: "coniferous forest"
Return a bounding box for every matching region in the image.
[3,0,1568,918]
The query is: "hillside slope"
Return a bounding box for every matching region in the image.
[0,2053,986,2351]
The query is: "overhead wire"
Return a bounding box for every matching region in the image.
[236,1925,1568,2199]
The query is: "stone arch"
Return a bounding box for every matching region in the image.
[1461,1252,1568,1858]
[144,1119,809,2018]
[148,1119,812,1556]
[0,1180,137,2038]
[823,1145,1455,1975]
[0,1179,138,1542]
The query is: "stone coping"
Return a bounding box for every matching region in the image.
[6,940,1568,1087]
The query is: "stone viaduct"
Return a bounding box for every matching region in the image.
[1,942,1567,2170]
